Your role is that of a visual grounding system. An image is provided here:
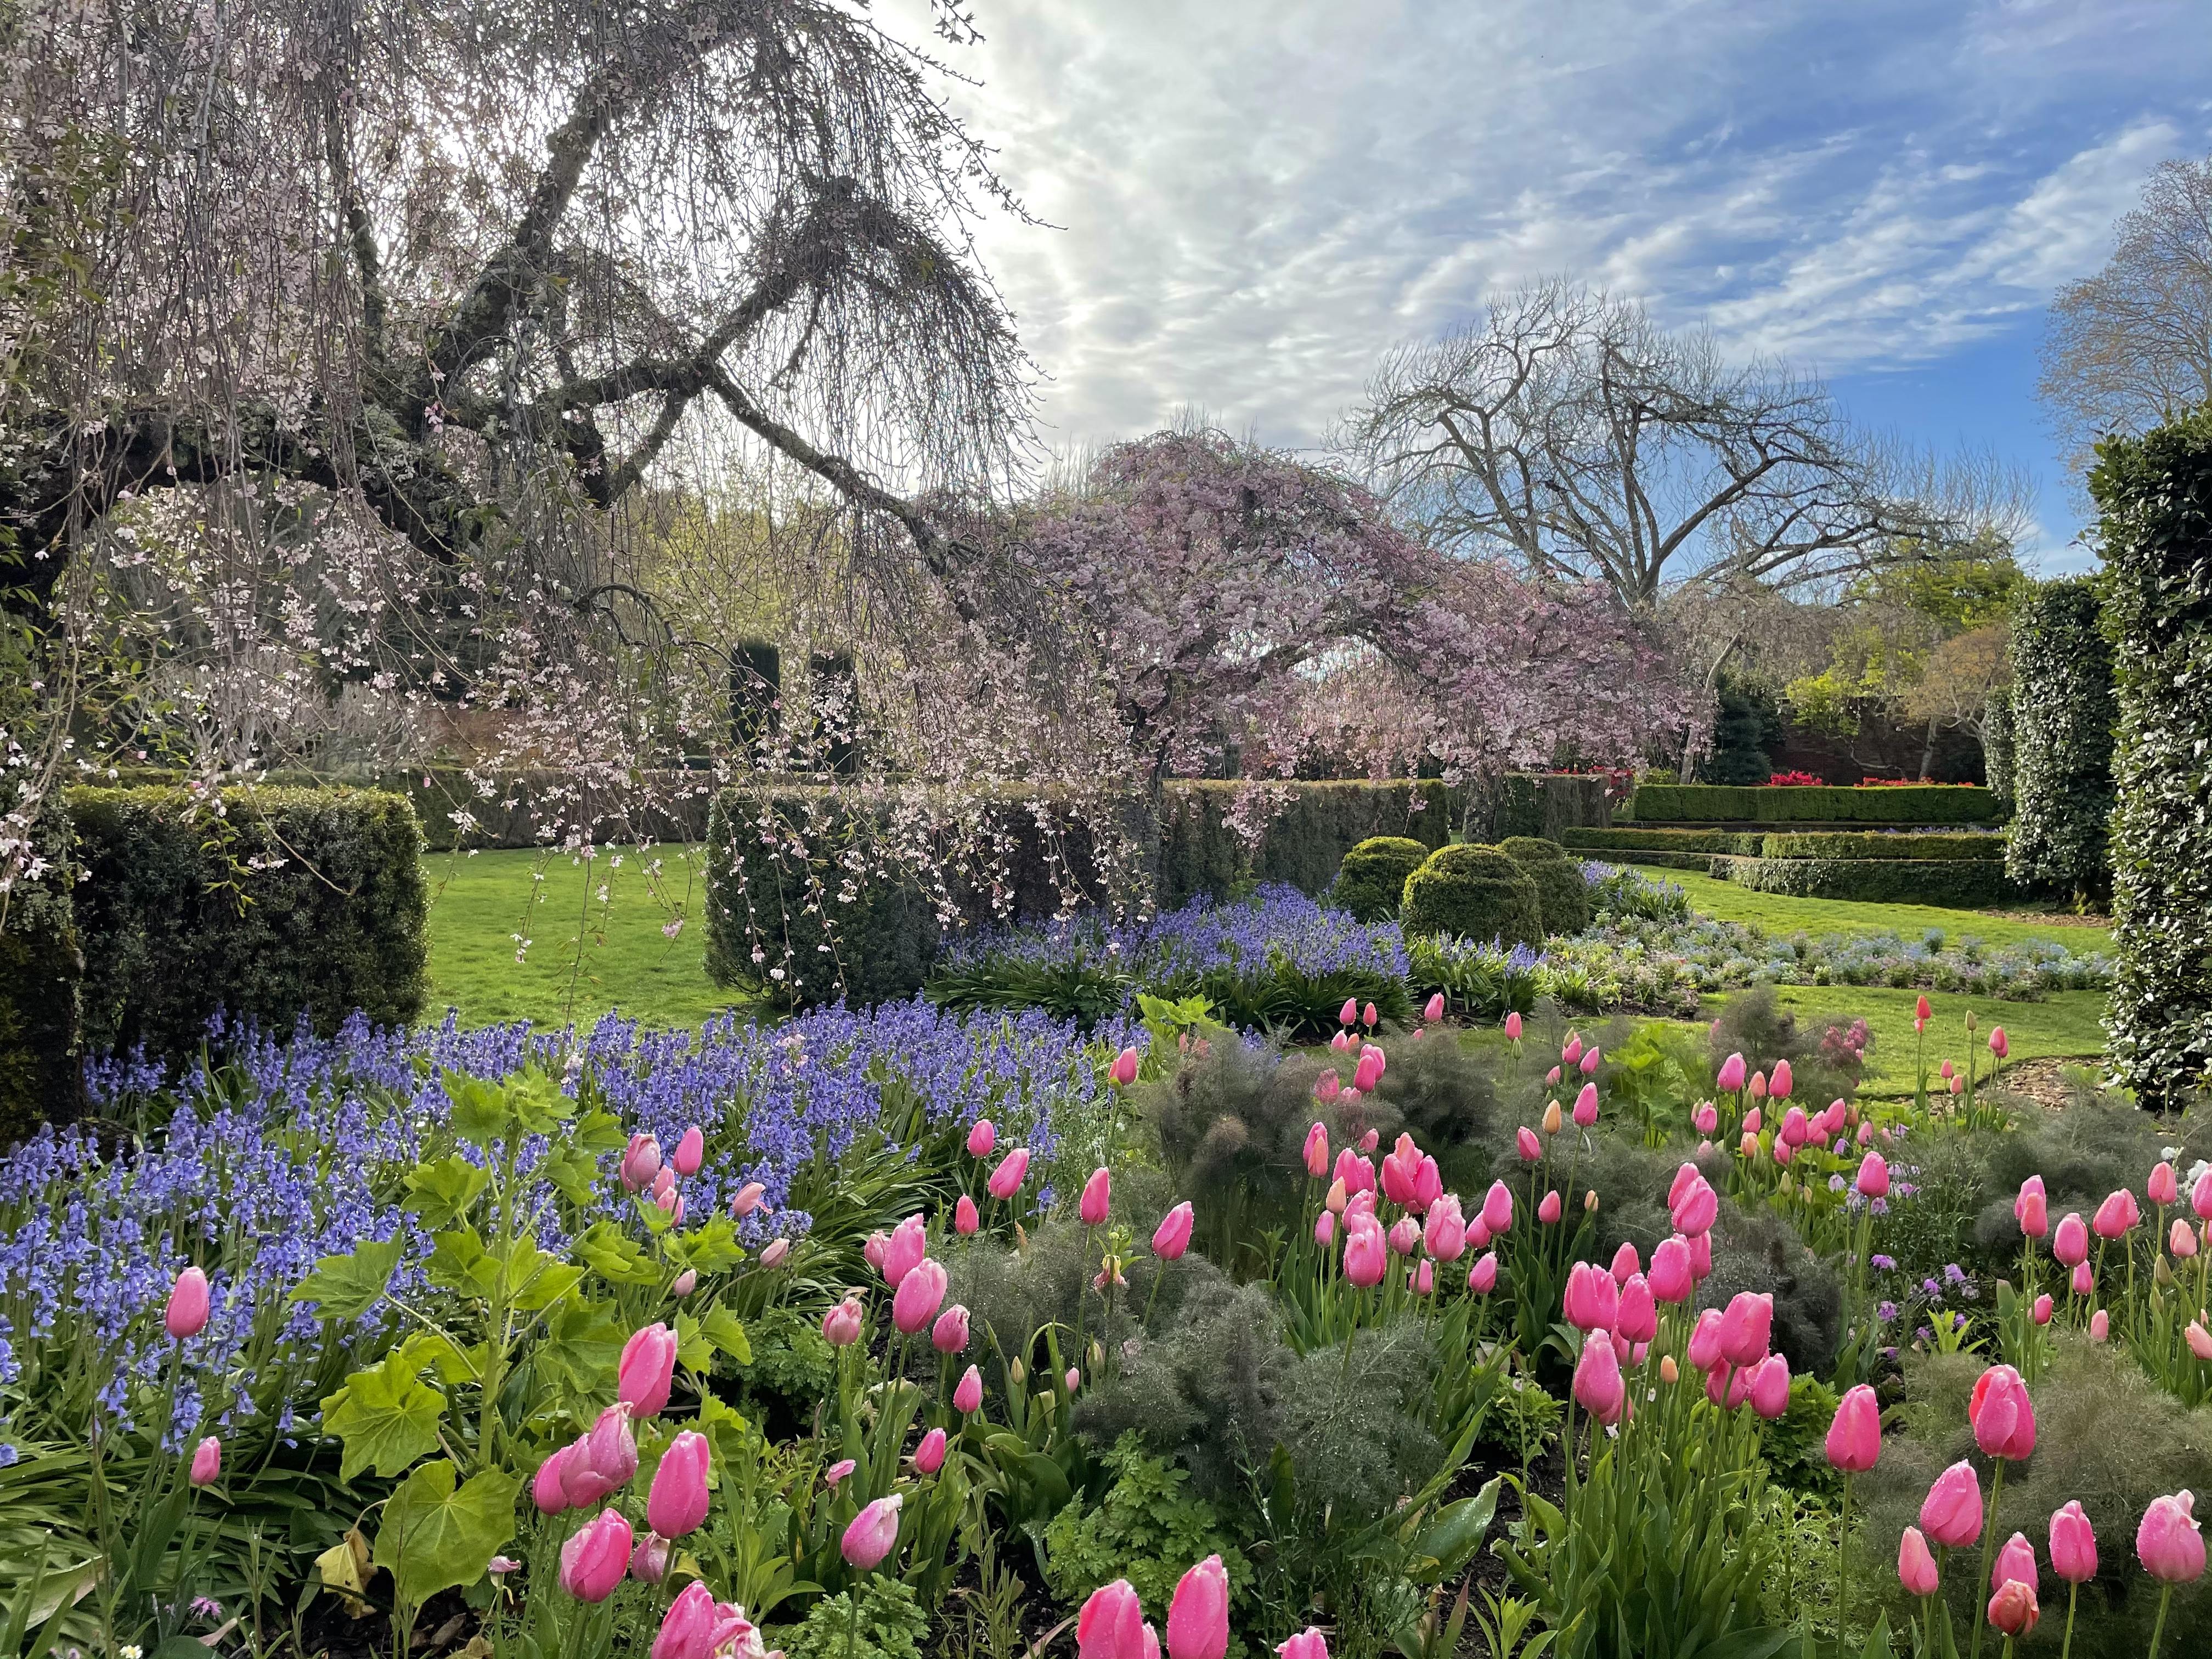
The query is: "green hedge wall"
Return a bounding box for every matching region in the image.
[1562,827,1755,856]
[1717,856,2017,907]
[2006,578,2115,902]
[2091,407,2212,1112]
[1754,832,2005,862]
[1155,780,1466,910]
[1624,783,2003,825]
[0,798,83,1139]
[68,786,429,1059]
[1463,773,1612,843]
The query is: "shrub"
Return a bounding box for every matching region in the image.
[1158,779,1465,910]
[1752,832,2005,862]
[1626,783,2002,825]
[66,785,427,1058]
[1498,836,1592,935]
[1564,826,1758,855]
[1041,1434,1252,1616]
[2006,576,2117,904]
[777,1577,930,1659]
[1718,856,2016,907]
[1401,843,1543,949]
[2092,405,2212,1111]
[0,794,81,1138]
[1584,864,1692,925]
[1329,835,1430,921]
[1983,686,2016,807]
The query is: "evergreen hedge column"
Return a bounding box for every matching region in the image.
[2091,407,2212,1113]
[2005,577,2115,904]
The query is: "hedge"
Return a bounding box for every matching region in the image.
[67,786,429,1059]
[1753,832,2005,862]
[1498,836,1590,935]
[0,798,82,1139]
[1716,856,2017,907]
[1328,836,1431,922]
[1984,688,2016,808]
[1562,826,1755,856]
[1624,783,2003,825]
[1157,780,1468,909]
[2091,406,2212,1112]
[2006,578,2116,904]
[1462,772,1612,842]
[1401,844,1544,949]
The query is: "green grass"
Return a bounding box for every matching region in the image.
[1622,864,2113,954]
[1753,985,2108,1097]
[421,846,746,1029]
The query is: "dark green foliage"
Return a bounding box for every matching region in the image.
[1041,1435,1252,1615]
[1400,843,1544,948]
[730,637,781,752]
[1701,1202,1843,1377]
[67,786,427,1059]
[1627,783,2002,825]
[1464,771,1614,842]
[1706,985,1867,1104]
[1499,836,1592,935]
[1368,1026,1500,1150]
[1564,827,1761,856]
[1270,1323,1447,1525]
[1699,674,1784,785]
[1760,1374,1844,1500]
[777,1576,930,1659]
[1156,780,1465,910]
[1329,835,1430,921]
[0,794,81,1138]
[1983,686,2015,807]
[2091,406,2212,1111]
[1752,831,2005,861]
[1718,855,2016,906]
[2006,576,2116,902]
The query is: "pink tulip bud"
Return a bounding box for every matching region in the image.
[1413,1259,1435,1295]
[1899,1525,1940,1596]
[1773,1137,1795,1166]
[1166,1554,1230,1659]
[1616,1274,1657,1344]
[1423,993,1445,1023]
[2072,1259,2093,1295]
[1921,1459,1985,1549]
[189,1435,221,1487]
[988,1148,1031,1200]
[1516,1125,1541,1161]
[1950,1073,1964,1096]
[1857,1152,1890,1198]
[1065,1366,1081,1393]
[2135,1493,2205,1585]
[892,1257,949,1335]
[673,1125,704,1177]
[1109,1047,1141,1087]
[1078,1580,1149,1659]
[730,1181,766,1217]
[1481,1181,1513,1235]
[1537,1190,1562,1226]
[1825,1384,1881,1472]
[2188,1321,2212,1361]
[1580,1047,1601,1075]
[913,1427,948,1475]
[1545,1065,1562,1086]
[2016,1176,2048,1239]
[2094,1188,2142,1239]
[1716,1052,1747,1093]
[822,1296,864,1347]
[1649,1236,1693,1304]
[1503,1011,1522,1040]
[647,1430,712,1538]
[670,1269,697,1297]
[653,1581,723,1659]
[1362,1002,1378,1029]
[1562,1032,1582,1065]
[2050,1500,2098,1584]
[1990,1531,2038,1595]
[1743,1105,1763,1134]
[1692,1102,1718,1136]
[2052,1211,2089,1267]
[534,1443,576,1514]
[560,1509,635,1602]
[954,1365,984,1414]
[1779,1105,1809,1147]
[1339,997,1358,1027]
[842,1494,904,1571]
[1562,1261,1619,1332]
[2194,1168,2212,1222]
[166,1267,211,1340]
[620,1133,663,1193]
[1719,1292,1773,1369]
[1314,1210,1336,1246]
[1916,994,1932,1021]
[1940,1058,1955,1081]
[1276,1630,1329,1659]
[1351,1051,1384,1094]
[955,1193,980,1235]
[1303,1121,1329,1179]
[1985,1579,2038,1639]
[1423,1194,1467,1262]
[2174,1217,2199,1259]
[2090,1308,2109,1341]
[758,1237,791,1269]
[619,1323,678,1417]
[1689,1229,1713,1280]
[630,1532,670,1585]
[1331,1030,1351,1052]
[1153,1201,1195,1261]
[1572,1082,1598,1127]
[933,1304,971,1355]
[1609,1241,1640,1283]
[1988,1026,2008,1061]
[1968,1364,2037,1460]
[883,1213,927,1288]
[2032,1293,2053,1325]
[1468,1251,1498,1294]
[1081,1167,1113,1227]
[1768,1058,1792,1099]
[2151,1161,2181,1205]
[1750,1353,1791,1419]
[1413,1154,1442,1213]
[561,1404,639,1507]
[1572,1333,1626,1425]
[968,1119,997,1158]
[1343,1221,1388,1288]
[1671,1174,1719,1236]
[824,1457,856,1487]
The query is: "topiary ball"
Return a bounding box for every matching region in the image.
[1330,836,1431,921]
[1498,836,1592,936]
[1400,843,1544,948]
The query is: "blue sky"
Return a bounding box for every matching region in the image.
[885,0,2212,572]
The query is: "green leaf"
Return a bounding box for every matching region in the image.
[1407,1477,1502,1584]
[405,1155,490,1228]
[426,1228,499,1299]
[443,1071,513,1148]
[322,1358,448,1481]
[391,1329,476,1386]
[509,1069,576,1135]
[509,1246,586,1312]
[539,1144,602,1209]
[572,1220,659,1285]
[373,1459,521,1611]
[571,1107,628,1155]
[696,1304,751,1364]
[537,1299,625,1398]
[668,1214,747,1274]
[291,1236,406,1321]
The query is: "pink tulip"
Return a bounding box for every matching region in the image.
[2072,1260,2093,1295]
[630,1532,670,1585]
[1080,1167,1113,1227]
[2049,1500,2097,1583]
[1562,1261,1619,1332]
[2174,1218,2199,1259]
[1424,993,1446,1023]
[647,1430,712,1538]
[1779,1105,1809,1147]
[1413,1155,1442,1213]
[2052,1211,2089,1267]
[1545,1065,1562,1086]
[1314,1211,1336,1246]
[2094,1188,2142,1239]
[1991,1530,2038,1594]
[1335,1149,1376,1195]
[1338,997,1359,1026]
[1988,1026,2008,1061]
[1381,1135,1420,1206]
[2138,1492,2206,1582]
[968,1119,997,1158]
[1649,1237,1693,1304]
[620,1133,663,1193]
[672,1125,704,1177]
[189,1435,221,1487]
[1578,1047,1600,1076]
[1167,1555,1230,1659]
[1773,1137,1795,1167]
[1362,1002,1379,1030]
[1346,1189,1376,1224]
[1387,1217,1420,1257]
[730,1181,766,1217]
[1899,1526,1940,1596]
[1344,1222,1388,1289]
[1572,1082,1599,1127]
[1302,1121,1329,1179]
[2016,1176,2048,1239]
[1516,1125,1542,1161]
[842,1494,904,1570]
[2091,1308,2110,1341]
[2033,1294,2054,1325]
[987,1148,1031,1200]
[1605,1241,1638,1283]
[1504,1011,1523,1040]
[1692,1102,1719,1136]
[1854,1152,1889,1198]
[1719,1292,1774,1368]
[2151,1161,2181,1206]
[1562,1035,1583,1066]
[1482,1181,1514,1234]
[1985,1579,2038,1639]
[165,1267,211,1341]
[823,1297,864,1347]
[652,1582,731,1659]
[1769,1058,1792,1099]
[1079,1580,1150,1659]
[2188,1321,2212,1361]
[954,1365,984,1414]
[1950,1074,1964,1096]
[1689,1229,1713,1280]
[1916,994,1932,1022]
[1351,1051,1384,1094]
[1825,1384,1881,1472]
[1468,1252,1499,1294]
[1277,1630,1329,1659]
[824,1458,856,1487]
[955,1193,980,1236]
[1423,1195,1468,1262]
[933,1304,972,1355]
[560,1509,634,1601]
[1922,1459,1986,1549]
[1743,1106,1763,1134]
[1537,1190,1562,1225]
[1940,1059,1955,1081]
[1413,1260,1435,1295]
[912,1426,949,1475]
[670,1268,698,1297]
[1671,1176,1718,1236]
[619,1324,678,1418]
[2195,1168,2212,1223]
[1108,1047,1141,1087]
[1716,1052,1747,1093]
[1616,1274,1657,1345]
[1314,1070,1342,1103]
[1970,1364,2037,1460]
[892,1258,949,1335]
[534,1443,576,1514]
[562,1405,639,1506]
[1688,1308,1725,1373]
[1573,1333,1626,1425]
[884,1213,928,1287]
[1153,1201,1195,1260]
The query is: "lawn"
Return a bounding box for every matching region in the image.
[1620,864,2114,954]
[420,845,744,1029]
[1754,984,2108,1097]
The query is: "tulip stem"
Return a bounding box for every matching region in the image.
[1968,1459,2006,1659]
[2059,1581,2077,1659]
[2147,1581,2172,1659]
[1836,1470,1852,1649]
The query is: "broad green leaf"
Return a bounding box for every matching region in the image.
[571,1107,627,1155]
[404,1155,489,1228]
[373,1459,521,1611]
[510,1249,586,1312]
[1407,1477,1502,1583]
[572,1221,659,1285]
[323,1359,447,1481]
[443,1071,513,1148]
[509,1069,576,1135]
[291,1236,406,1321]
[696,1305,751,1364]
[426,1228,499,1299]
[537,1299,625,1398]
[669,1215,746,1274]
[392,1329,476,1385]
[539,1144,602,1209]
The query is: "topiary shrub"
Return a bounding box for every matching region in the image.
[1400,843,1543,949]
[67,785,427,1059]
[1498,836,1592,936]
[2006,576,2116,904]
[2092,405,2212,1113]
[1329,835,1430,921]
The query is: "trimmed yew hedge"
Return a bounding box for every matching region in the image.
[1625,783,2003,825]
[2006,578,2116,902]
[1328,836,1432,922]
[2092,406,2212,1111]
[1717,856,2016,907]
[1156,780,1466,910]
[1565,826,2005,862]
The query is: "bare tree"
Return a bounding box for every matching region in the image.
[2040,152,2212,468]
[1340,279,2028,612]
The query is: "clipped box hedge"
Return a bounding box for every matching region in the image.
[1625,783,2003,825]
[67,786,430,1059]
[1754,832,2005,862]
[1564,827,1759,856]
[1716,855,2017,907]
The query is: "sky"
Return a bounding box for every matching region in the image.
[880,0,2212,573]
